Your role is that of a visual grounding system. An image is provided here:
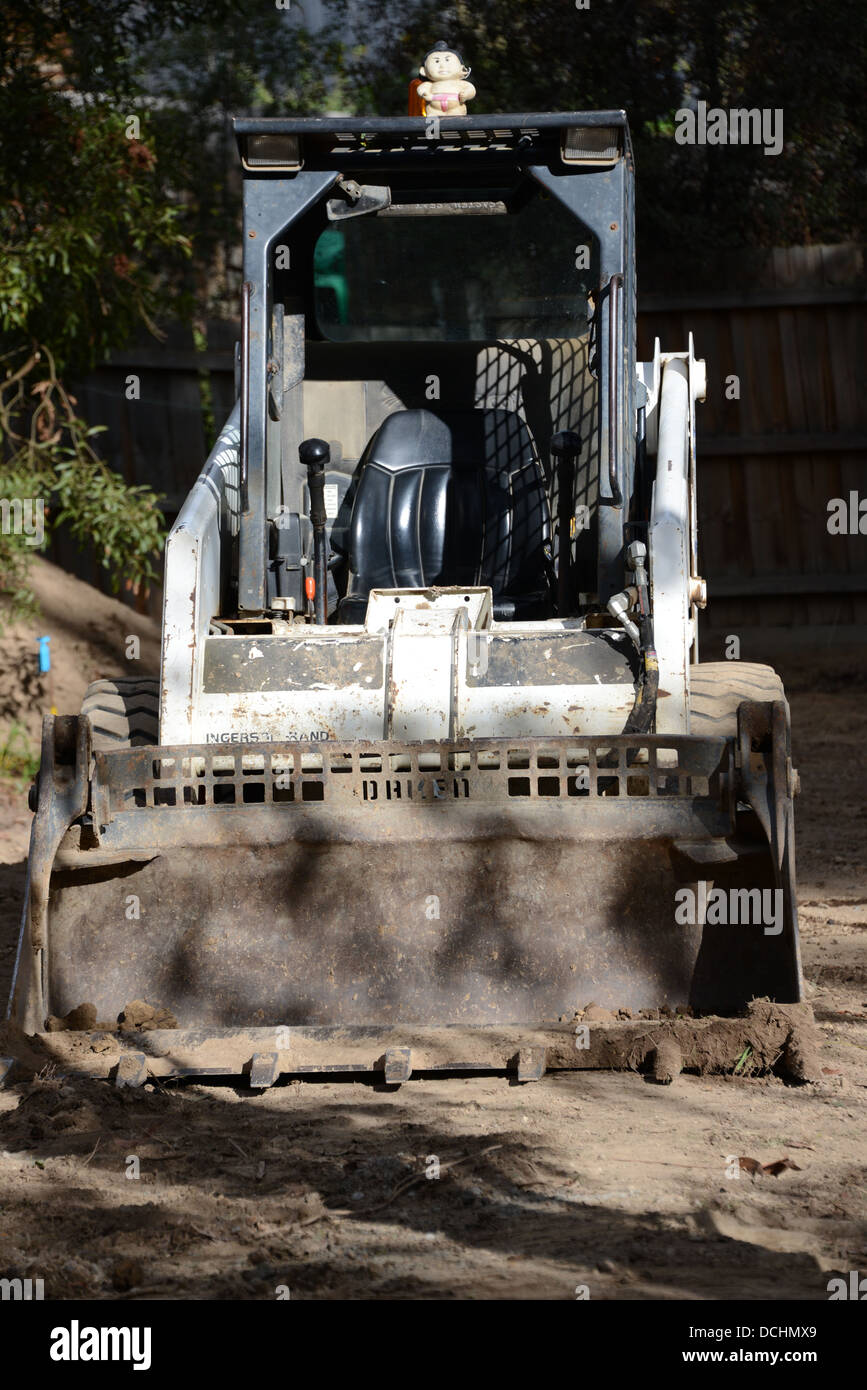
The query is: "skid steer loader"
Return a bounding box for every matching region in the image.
[7,111,803,1086]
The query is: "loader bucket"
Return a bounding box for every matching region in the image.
[10,706,801,1080]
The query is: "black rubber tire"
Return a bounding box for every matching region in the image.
[689,662,787,737]
[80,676,159,749]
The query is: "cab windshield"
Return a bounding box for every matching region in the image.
[314,189,598,342]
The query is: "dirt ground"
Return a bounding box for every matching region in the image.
[0,556,160,751]
[0,576,865,1300]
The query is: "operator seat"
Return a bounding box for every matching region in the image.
[335,408,553,623]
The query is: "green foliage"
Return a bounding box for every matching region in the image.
[0,528,37,626]
[0,15,194,374]
[0,347,165,620]
[0,4,194,615]
[0,722,41,789]
[0,109,190,372]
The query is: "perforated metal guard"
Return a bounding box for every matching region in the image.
[92,735,731,822]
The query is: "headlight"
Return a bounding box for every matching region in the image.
[561,126,620,165]
[242,134,303,171]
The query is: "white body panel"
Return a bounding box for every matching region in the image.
[187,592,637,745]
[640,336,706,734]
[160,405,239,743]
[650,357,691,734]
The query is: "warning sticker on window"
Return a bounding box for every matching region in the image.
[324,483,339,519]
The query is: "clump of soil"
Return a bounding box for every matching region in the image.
[44,999,178,1034]
[0,1075,127,1152]
[46,1003,100,1032]
[118,1000,178,1033]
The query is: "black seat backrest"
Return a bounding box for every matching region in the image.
[339,408,552,621]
